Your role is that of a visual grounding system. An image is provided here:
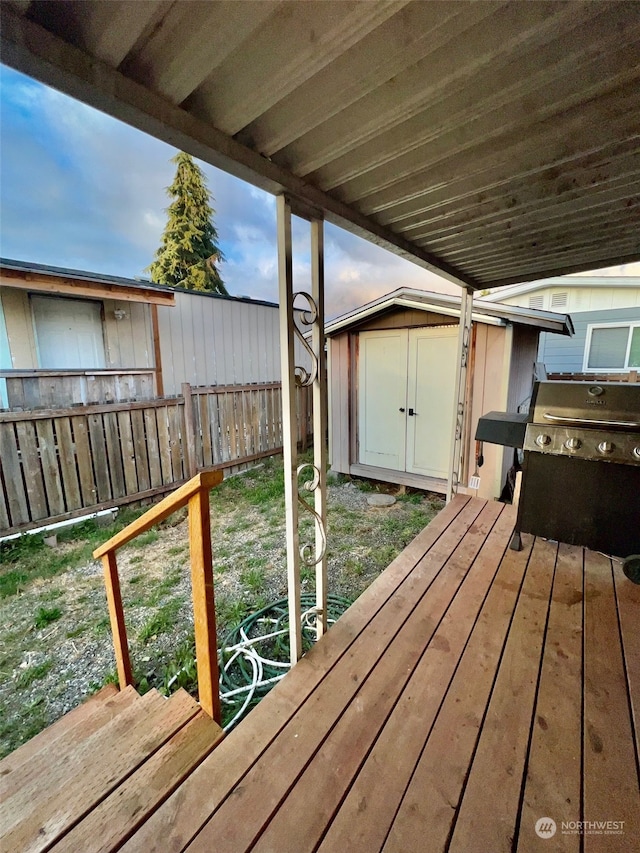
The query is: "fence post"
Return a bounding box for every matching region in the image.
[181,382,198,478]
[188,486,221,723]
[101,551,133,688]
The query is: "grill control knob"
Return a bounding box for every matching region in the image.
[565,437,582,450]
[634,447,640,460]
[535,434,551,447]
[598,441,615,455]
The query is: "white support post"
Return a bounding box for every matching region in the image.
[311,218,328,638]
[447,287,474,503]
[277,195,302,663]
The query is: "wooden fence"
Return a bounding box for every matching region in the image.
[0,382,312,535]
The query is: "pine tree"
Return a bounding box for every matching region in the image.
[148,152,227,294]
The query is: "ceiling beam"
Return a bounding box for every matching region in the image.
[0,6,478,291]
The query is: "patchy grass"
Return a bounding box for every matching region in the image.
[34,607,62,630]
[16,660,53,689]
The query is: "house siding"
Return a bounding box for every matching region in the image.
[539,306,640,373]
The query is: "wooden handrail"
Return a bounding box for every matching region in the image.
[93,471,222,558]
[92,470,224,723]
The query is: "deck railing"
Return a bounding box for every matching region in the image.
[92,470,223,723]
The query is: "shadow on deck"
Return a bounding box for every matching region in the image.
[1,495,638,852]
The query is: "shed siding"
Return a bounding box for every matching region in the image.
[328,334,351,473]
[156,290,306,395]
[349,307,457,332]
[103,299,153,369]
[539,306,640,373]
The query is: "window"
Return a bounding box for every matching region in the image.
[584,322,640,371]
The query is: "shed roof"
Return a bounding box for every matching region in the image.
[324,287,574,337]
[2,1,639,292]
[481,275,640,302]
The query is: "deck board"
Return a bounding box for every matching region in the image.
[4,495,638,853]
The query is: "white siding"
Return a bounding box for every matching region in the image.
[499,286,640,312]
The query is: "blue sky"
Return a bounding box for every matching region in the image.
[1,65,637,318]
[0,64,463,318]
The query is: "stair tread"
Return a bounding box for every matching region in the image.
[1,688,202,853]
[0,684,142,800]
[52,710,224,853]
[4,684,120,770]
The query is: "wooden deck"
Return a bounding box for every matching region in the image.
[2,495,638,852]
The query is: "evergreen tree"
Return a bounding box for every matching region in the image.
[148,152,227,294]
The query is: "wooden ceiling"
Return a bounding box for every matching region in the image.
[2,0,640,291]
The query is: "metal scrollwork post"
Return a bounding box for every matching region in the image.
[277,195,328,664]
[447,286,474,502]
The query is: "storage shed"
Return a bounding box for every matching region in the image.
[326,288,573,500]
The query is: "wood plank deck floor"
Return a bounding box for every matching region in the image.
[3,495,638,852]
[121,495,638,853]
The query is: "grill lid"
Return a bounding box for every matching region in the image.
[531,381,640,430]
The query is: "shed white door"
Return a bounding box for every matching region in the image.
[358,330,408,470]
[405,327,458,478]
[358,327,457,479]
[32,296,106,369]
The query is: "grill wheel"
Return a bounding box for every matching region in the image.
[622,555,640,585]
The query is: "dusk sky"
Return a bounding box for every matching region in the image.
[1,64,637,318]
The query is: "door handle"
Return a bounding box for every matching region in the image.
[399,407,405,413]
[408,408,417,416]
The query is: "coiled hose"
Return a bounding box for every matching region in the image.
[218,594,351,731]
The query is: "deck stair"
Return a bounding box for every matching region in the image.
[0,684,224,853]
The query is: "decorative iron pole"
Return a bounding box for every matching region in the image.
[277,195,328,663]
[447,286,474,502]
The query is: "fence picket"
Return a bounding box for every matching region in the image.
[72,416,97,506]
[0,422,29,525]
[14,420,48,519]
[55,417,82,511]
[144,408,162,488]
[104,412,126,499]
[35,419,65,517]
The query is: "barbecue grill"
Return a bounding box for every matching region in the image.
[476,381,640,582]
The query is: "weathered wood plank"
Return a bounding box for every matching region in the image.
[168,404,184,482]
[144,408,163,488]
[156,405,173,485]
[14,420,48,519]
[181,384,198,478]
[54,417,82,511]
[199,393,213,468]
[131,408,151,492]
[51,712,224,853]
[71,416,97,506]
[118,410,138,496]
[102,551,133,690]
[516,543,583,852]
[120,496,476,853]
[0,423,30,526]
[103,411,126,500]
[1,690,201,853]
[88,413,111,502]
[583,550,640,851]
[35,419,65,517]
